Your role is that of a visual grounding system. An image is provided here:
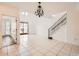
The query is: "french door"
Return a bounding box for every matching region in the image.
[20,22,29,35]
[2,16,17,47]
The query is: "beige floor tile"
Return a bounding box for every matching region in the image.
[7,46,18,56]
[43,49,57,56]
[31,52,44,56]
[44,45,61,55]
[8,51,18,56]
[1,35,79,56]
[44,51,57,56]
[0,47,8,56]
[52,43,65,51]
[57,43,72,56]
[28,48,38,55]
[70,45,79,56]
[57,51,70,56]
[38,49,49,54]
[61,44,72,52]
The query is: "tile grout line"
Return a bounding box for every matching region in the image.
[69,44,73,56]
[56,43,65,56]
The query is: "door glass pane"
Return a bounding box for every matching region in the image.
[5,18,11,35]
[20,22,28,34]
[24,23,28,33]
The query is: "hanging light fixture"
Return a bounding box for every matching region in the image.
[35,2,44,17]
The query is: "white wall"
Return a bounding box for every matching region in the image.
[20,12,54,38]
[19,3,79,46]
[20,12,37,34]
[20,11,67,40]
[52,24,67,42]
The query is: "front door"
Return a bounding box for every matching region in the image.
[2,16,17,47]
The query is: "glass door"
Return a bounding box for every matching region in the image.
[20,22,29,47]
[2,16,17,47]
[20,22,29,35]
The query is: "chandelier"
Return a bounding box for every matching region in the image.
[35,2,44,17]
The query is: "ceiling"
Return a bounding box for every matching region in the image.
[1,2,78,12]
[0,2,79,18]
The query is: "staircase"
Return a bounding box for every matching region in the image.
[48,13,67,39]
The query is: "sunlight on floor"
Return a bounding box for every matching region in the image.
[20,35,28,47]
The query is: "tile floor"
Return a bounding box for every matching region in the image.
[0,35,79,56]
